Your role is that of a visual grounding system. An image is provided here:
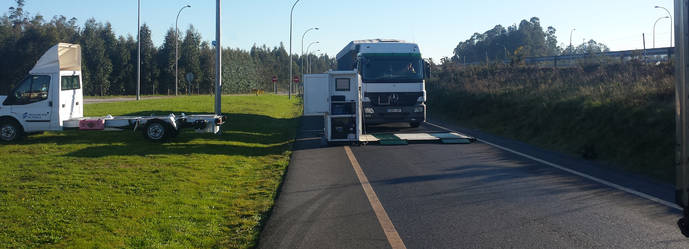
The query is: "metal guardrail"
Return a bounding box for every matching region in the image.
[461,47,674,66]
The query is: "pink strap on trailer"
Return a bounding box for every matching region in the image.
[78,119,105,130]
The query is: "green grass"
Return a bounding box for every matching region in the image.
[429,62,675,182]
[0,95,302,248]
[83,95,170,99]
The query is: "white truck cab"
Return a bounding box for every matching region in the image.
[336,39,430,127]
[1,43,83,141]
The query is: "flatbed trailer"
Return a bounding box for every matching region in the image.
[0,43,226,142]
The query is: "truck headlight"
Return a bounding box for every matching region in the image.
[364,107,375,114]
[414,106,425,113]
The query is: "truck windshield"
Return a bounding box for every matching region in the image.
[361,54,423,83]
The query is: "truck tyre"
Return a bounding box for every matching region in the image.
[143,120,170,142]
[0,119,23,143]
[410,122,421,128]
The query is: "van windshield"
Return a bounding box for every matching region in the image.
[361,54,424,83]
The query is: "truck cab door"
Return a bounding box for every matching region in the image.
[3,75,53,132]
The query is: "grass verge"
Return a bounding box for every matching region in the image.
[0,95,301,248]
[429,62,674,182]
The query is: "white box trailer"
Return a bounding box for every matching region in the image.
[0,43,226,142]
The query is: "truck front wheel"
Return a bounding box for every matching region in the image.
[0,120,23,143]
[143,121,170,142]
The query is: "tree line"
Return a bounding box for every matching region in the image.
[449,17,610,64]
[0,0,335,96]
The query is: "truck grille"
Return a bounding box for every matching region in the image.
[365,92,422,106]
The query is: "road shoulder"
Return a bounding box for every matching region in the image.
[257,116,391,249]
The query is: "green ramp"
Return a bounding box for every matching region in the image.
[372,133,408,145]
[431,133,473,144]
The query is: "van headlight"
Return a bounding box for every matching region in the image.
[364,107,375,114]
[414,106,425,113]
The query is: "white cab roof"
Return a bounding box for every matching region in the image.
[336,39,419,60]
[30,43,81,74]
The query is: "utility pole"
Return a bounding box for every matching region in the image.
[215,0,222,115]
[137,0,141,101]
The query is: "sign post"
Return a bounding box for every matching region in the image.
[272,76,278,94]
[186,72,194,95]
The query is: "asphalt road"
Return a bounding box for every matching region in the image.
[258,116,689,249]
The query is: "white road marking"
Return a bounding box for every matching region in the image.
[344,146,407,249]
[425,122,683,211]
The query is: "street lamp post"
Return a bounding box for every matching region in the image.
[301,27,318,80]
[309,49,321,74]
[654,16,670,48]
[306,41,319,74]
[175,4,191,96]
[569,28,576,51]
[655,5,673,47]
[137,0,140,101]
[215,0,221,115]
[289,0,301,100]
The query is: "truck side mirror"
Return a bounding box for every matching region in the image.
[424,61,431,79]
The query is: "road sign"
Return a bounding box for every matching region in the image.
[293,76,300,83]
[186,72,194,83]
[272,76,278,83]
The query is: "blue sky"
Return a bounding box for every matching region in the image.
[0,0,676,60]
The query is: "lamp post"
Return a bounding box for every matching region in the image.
[306,41,319,73]
[301,27,318,80]
[175,4,191,96]
[215,0,221,115]
[288,0,301,100]
[569,28,576,51]
[654,16,670,48]
[655,5,673,47]
[309,49,321,74]
[137,0,140,100]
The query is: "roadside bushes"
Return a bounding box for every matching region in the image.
[428,62,675,181]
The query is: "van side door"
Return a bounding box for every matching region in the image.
[59,73,83,125]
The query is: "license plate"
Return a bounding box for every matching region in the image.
[387,108,402,113]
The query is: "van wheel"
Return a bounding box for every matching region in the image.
[0,120,23,143]
[143,121,170,142]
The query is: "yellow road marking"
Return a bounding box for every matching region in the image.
[344,146,407,249]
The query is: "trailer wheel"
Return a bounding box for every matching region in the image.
[143,121,170,142]
[0,119,23,143]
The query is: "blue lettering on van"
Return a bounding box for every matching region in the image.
[22,112,49,120]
